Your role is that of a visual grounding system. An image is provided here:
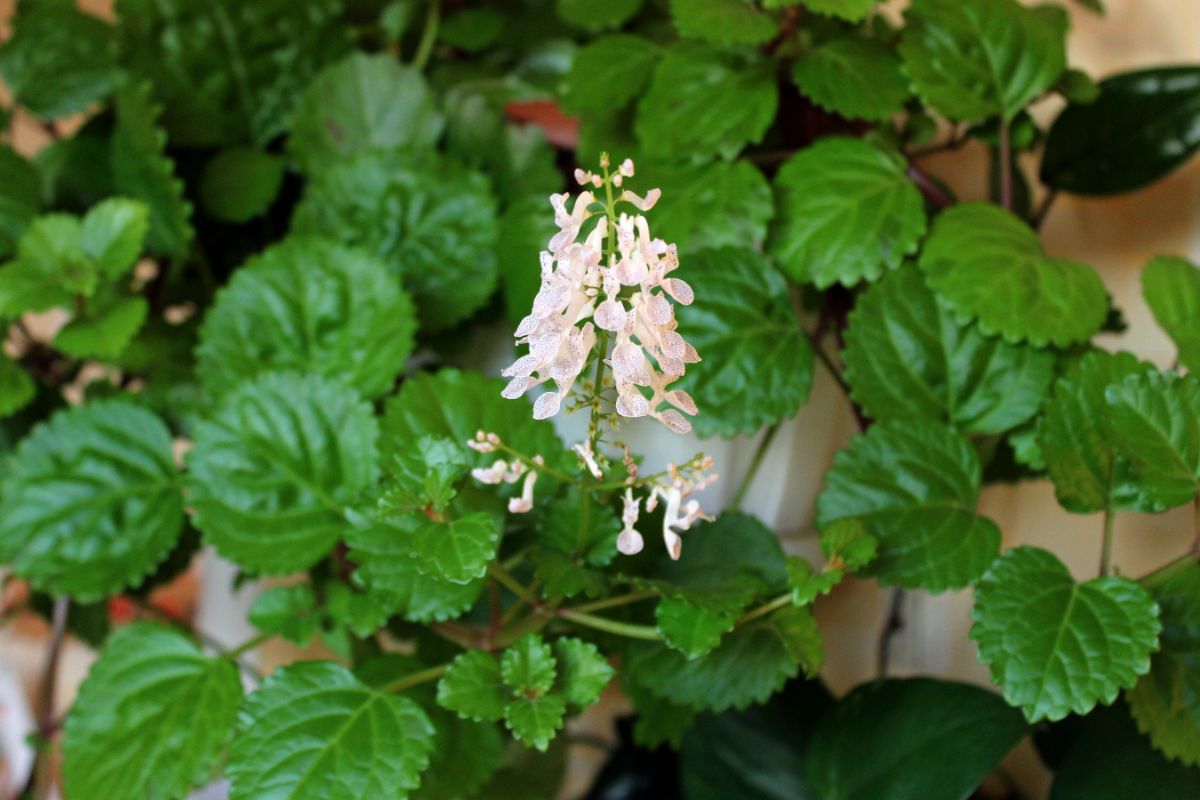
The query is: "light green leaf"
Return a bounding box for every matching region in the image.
[0,354,35,419]
[501,634,557,695]
[79,198,149,279]
[437,650,508,723]
[62,624,241,800]
[553,637,614,711]
[0,146,41,260]
[411,512,500,585]
[556,0,643,30]
[0,0,117,119]
[675,247,812,437]
[792,38,908,122]
[199,148,286,223]
[636,160,773,252]
[228,661,435,800]
[55,295,149,360]
[768,137,926,288]
[817,419,1000,592]
[1127,558,1200,766]
[0,400,182,601]
[794,0,877,22]
[249,584,319,645]
[0,215,91,314]
[843,264,1056,434]
[971,546,1161,722]
[111,81,194,257]
[563,35,660,115]
[669,0,778,46]
[187,372,379,574]
[1037,351,1153,513]
[899,0,1066,121]
[657,597,737,658]
[504,694,567,752]
[635,43,777,161]
[289,53,443,174]
[919,203,1108,347]
[292,150,497,331]
[806,678,1028,800]
[1105,371,1200,511]
[196,236,416,399]
[1143,256,1200,373]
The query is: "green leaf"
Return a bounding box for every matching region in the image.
[292,150,497,331]
[806,678,1028,800]
[768,137,926,288]
[563,35,660,116]
[0,146,41,260]
[199,148,286,223]
[0,215,92,314]
[556,0,643,30]
[899,0,1066,122]
[346,518,485,623]
[816,419,1000,592]
[622,676,698,749]
[1127,559,1200,766]
[1105,371,1200,511]
[538,486,619,567]
[504,694,567,752]
[1143,256,1200,373]
[553,638,614,711]
[411,512,500,585]
[79,198,149,279]
[55,295,149,360]
[228,661,435,800]
[531,549,608,600]
[412,712,503,800]
[669,0,778,46]
[0,400,182,601]
[657,597,737,658]
[289,53,443,174]
[794,0,877,21]
[0,355,35,419]
[791,38,908,122]
[249,584,320,645]
[635,43,777,161]
[636,160,773,252]
[673,247,810,437]
[843,264,1055,434]
[1042,67,1200,195]
[196,236,416,399]
[971,546,1161,722]
[439,9,502,51]
[1037,350,1153,513]
[111,81,194,257]
[438,650,508,722]
[499,195,558,327]
[501,634,558,695]
[187,372,379,574]
[919,203,1108,347]
[0,0,117,119]
[61,624,241,800]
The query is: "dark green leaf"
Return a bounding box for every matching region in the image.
[792,38,909,122]
[793,0,877,21]
[498,194,557,326]
[0,146,42,260]
[55,294,149,360]
[553,637,614,711]
[563,35,660,115]
[438,650,508,722]
[637,159,773,252]
[1143,256,1200,373]
[0,355,35,419]
[411,512,500,585]
[439,9,502,52]
[669,0,778,46]
[0,215,91,314]
[657,597,736,658]
[501,634,557,695]
[556,0,643,30]
[199,148,285,223]
[249,584,320,645]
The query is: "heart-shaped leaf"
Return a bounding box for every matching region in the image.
[669,0,778,46]
[562,34,660,116]
[791,38,909,122]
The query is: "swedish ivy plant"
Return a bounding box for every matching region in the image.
[1,0,1199,798]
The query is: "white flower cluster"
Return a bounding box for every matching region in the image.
[467,431,540,514]
[617,457,717,560]
[500,157,701,434]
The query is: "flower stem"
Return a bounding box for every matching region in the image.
[735,593,792,627]
[380,663,448,694]
[225,632,272,660]
[494,442,577,484]
[489,562,540,606]
[412,0,440,70]
[998,118,1013,211]
[559,608,662,640]
[567,590,657,614]
[1099,504,1117,577]
[732,423,780,511]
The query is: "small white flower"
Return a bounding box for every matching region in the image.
[467,430,501,453]
[508,469,538,514]
[573,441,604,479]
[617,488,644,555]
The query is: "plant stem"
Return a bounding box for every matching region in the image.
[806,330,852,397]
[32,597,68,800]
[489,562,540,606]
[735,593,792,627]
[380,663,448,694]
[1192,495,1200,556]
[906,164,954,210]
[732,423,780,511]
[876,588,905,677]
[1099,504,1117,577]
[494,442,577,484]
[998,118,1013,211]
[567,590,656,614]
[1031,189,1058,230]
[559,609,661,640]
[412,0,440,70]
[225,632,271,660]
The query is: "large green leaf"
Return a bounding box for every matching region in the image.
[1127,558,1200,766]
[0,146,42,260]
[674,247,811,437]
[0,216,92,315]
[292,150,497,331]
[807,679,1027,800]
[0,400,183,601]
[635,43,777,161]
[971,546,1161,722]
[187,372,379,574]
[116,0,350,147]
[791,38,909,123]
[669,0,778,46]
[0,0,117,119]
[410,512,500,585]
[62,624,241,800]
[1105,371,1200,512]
[816,420,999,592]
[249,584,320,645]
[562,34,660,116]
[637,159,773,252]
[111,81,194,257]
[843,264,1055,435]
[918,203,1108,347]
[196,236,416,399]
[289,53,443,174]
[1041,67,1200,195]
[228,661,435,800]
[899,0,1066,122]
[768,137,926,288]
[1143,256,1200,373]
